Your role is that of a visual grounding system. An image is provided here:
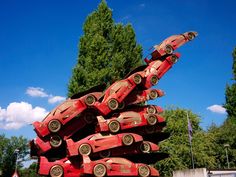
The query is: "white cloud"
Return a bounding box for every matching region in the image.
[207,104,226,114]
[0,102,48,130]
[48,96,66,104]
[26,87,48,97]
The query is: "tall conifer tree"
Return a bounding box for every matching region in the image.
[68,1,142,97]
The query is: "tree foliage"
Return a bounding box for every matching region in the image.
[68,0,142,97]
[156,108,217,176]
[0,134,29,177]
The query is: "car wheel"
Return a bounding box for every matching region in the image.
[145,126,156,134]
[93,163,106,177]
[85,94,96,106]
[146,106,156,114]
[79,143,92,155]
[133,74,142,84]
[165,45,173,54]
[149,90,158,100]
[48,119,61,133]
[84,112,96,124]
[122,134,134,146]
[49,165,63,177]
[138,165,150,177]
[118,101,125,110]
[108,98,119,110]
[170,55,178,63]
[108,120,120,133]
[187,32,195,40]
[99,150,111,158]
[150,75,158,85]
[50,135,62,148]
[147,114,157,125]
[140,142,151,153]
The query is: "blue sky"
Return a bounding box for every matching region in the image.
[0,0,235,140]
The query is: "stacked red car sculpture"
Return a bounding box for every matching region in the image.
[30,31,197,177]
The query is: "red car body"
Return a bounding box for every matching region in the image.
[33,92,103,138]
[38,156,81,177]
[146,31,198,62]
[96,111,165,133]
[66,133,143,157]
[82,155,159,177]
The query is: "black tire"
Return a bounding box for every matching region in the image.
[138,165,151,177]
[150,75,158,85]
[49,165,63,177]
[165,45,173,54]
[146,115,157,125]
[99,150,111,158]
[140,142,151,153]
[93,163,106,177]
[187,32,195,40]
[85,94,96,106]
[170,55,178,63]
[50,135,62,148]
[146,106,156,114]
[48,119,61,133]
[133,74,142,84]
[149,90,158,100]
[108,98,119,110]
[84,112,95,124]
[79,143,92,155]
[122,134,134,146]
[108,120,120,133]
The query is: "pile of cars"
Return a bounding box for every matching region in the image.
[30,31,197,177]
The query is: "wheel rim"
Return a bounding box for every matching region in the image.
[122,134,134,146]
[50,165,63,177]
[93,164,106,177]
[50,135,62,148]
[188,32,195,40]
[149,90,158,100]
[118,102,125,110]
[85,95,96,106]
[48,120,61,133]
[140,142,151,153]
[133,74,142,84]
[138,165,150,177]
[171,55,178,63]
[108,99,119,110]
[108,120,120,133]
[147,106,156,114]
[147,115,157,125]
[150,75,158,85]
[84,113,95,123]
[79,144,91,155]
[165,45,173,54]
[99,150,111,158]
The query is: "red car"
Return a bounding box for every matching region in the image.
[33,91,103,138]
[146,31,198,62]
[124,89,164,106]
[94,71,146,115]
[124,105,164,115]
[82,155,159,177]
[96,111,165,133]
[38,156,81,177]
[66,133,143,157]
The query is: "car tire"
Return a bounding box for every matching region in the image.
[79,143,92,156]
[140,142,151,153]
[146,106,156,114]
[84,112,95,124]
[187,32,195,40]
[50,135,62,148]
[150,75,158,85]
[48,119,61,133]
[138,165,151,177]
[133,74,142,84]
[165,45,173,54]
[93,163,106,177]
[170,55,178,63]
[149,90,158,100]
[122,134,134,146]
[146,114,157,125]
[108,98,119,110]
[85,94,96,106]
[49,165,63,177]
[99,150,111,158]
[108,120,120,133]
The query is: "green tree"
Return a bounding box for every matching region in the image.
[19,162,42,177]
[156,108,217,176]
[68,0,142,97]
[0,134,29,177]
